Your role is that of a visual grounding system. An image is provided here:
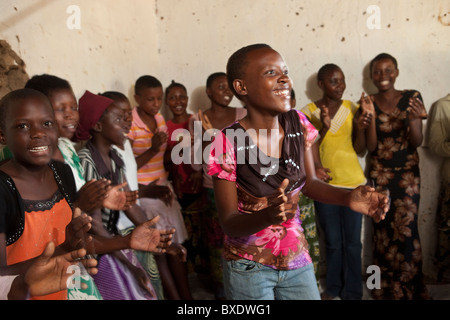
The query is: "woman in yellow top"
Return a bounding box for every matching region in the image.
[301,63,372,300]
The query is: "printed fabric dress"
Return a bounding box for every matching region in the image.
[369,90,428,300]
[207,109,318,270]
[78,141,157,300]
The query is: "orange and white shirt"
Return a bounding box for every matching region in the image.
[127,108,168,185]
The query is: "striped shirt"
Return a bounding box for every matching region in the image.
[78,146,125,234]
[127,108,168,185]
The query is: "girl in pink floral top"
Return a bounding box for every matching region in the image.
[207,44,390,300]
[208,109,317,271]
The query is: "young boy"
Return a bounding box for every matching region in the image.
[128,75,191,299]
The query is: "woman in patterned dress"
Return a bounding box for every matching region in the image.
[365,53,429,299]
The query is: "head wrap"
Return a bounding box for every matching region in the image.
[74,90,114,142]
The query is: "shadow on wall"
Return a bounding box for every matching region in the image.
[304,72,321,103]
[188,86,209,115]
[362,62,378,95]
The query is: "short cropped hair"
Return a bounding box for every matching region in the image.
[100,91,129,102]
[0,88,52,130]
[25,74,72,96]
[134,75,162,95]
[317,63,341,82]
[206,72,227,89]
[226,43,272,99]
[369,53,398,76]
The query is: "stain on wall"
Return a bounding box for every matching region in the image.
[0,39,29,98]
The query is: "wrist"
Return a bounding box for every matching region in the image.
[9,275,29,300]
[204,128,218,140]
[149,146,158,154]
[319,127,328,136]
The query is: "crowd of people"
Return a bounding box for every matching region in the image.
[0,43,447,300]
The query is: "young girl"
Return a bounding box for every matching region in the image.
[207,44,389,300]
[365,53,429,300]
[0,88,91,300]
[102,90,164,300]
[0,89,169,300]
[164,81,206,276]
[24,74,136,214]
[189,72,247,299]
[23,74,138,299]
[300,64,372,300]
[76,90,166,300]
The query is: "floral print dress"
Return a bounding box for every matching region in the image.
[369,90,428,299]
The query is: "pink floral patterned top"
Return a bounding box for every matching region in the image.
[207,110,318,270]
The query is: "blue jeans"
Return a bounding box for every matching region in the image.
[315,201,363,299]
[224,259,320,300]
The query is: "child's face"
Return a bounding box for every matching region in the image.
[1,95,58,168]
[47,88,79,139]
[135,86,163,117]
[371,58,399,91]
[238,47,292,113]
[206,75,233,107]
[99,103,127,146]
[166,87,188,117]
[113,99,132,135]
[319,68,346,101]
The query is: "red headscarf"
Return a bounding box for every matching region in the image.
[74,90,114,142]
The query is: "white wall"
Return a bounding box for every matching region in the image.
[1,0,449,279]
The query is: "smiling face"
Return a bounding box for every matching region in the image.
[319,67,346,101]
[166,86,188,117]
[370,58,399,92]
[206,75,233,107]
[98,103,127,146]
[113,98,132,135]
[235,47,292,114]
[1,95,58,168]
[47,88,79,139]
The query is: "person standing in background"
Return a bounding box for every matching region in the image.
[427,93,450,283]
[364,53,429,299]
[301,64,372,300]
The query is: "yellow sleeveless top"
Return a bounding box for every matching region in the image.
[301,100,366,189]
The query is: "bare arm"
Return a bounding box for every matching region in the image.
[302,145,389,222]
[212,177,296,237]
[407,95,425,148]
[134,131,168,169]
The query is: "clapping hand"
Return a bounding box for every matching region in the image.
[128,216,175,254]
[349,185,390,223]
[24,241,98,297]
[262,179,297,225]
